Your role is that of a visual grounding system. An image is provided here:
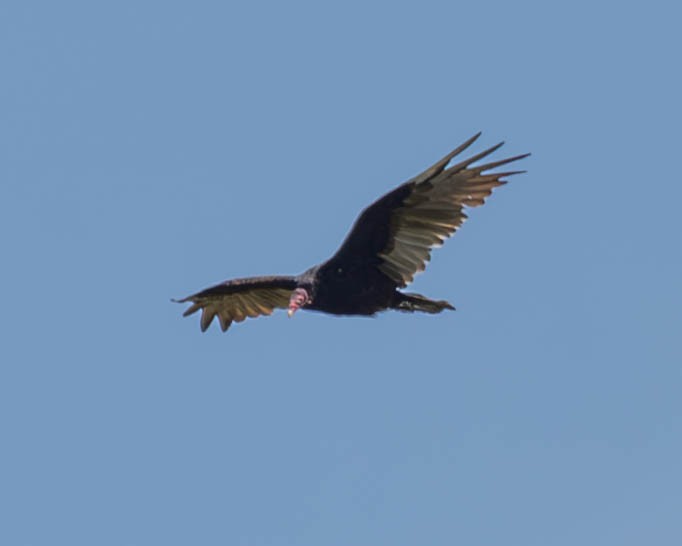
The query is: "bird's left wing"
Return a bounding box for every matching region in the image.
[328,134,529,287]
[174,276,298,332]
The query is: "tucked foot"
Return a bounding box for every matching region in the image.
[393,292,455,314]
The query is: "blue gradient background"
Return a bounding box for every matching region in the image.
[2,1,680,545]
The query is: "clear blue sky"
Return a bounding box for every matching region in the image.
[2,1,680,545]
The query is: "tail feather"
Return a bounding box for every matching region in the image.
[392,292,455,314]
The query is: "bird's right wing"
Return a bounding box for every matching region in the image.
[328,134,529,287]
[174,276,298,332]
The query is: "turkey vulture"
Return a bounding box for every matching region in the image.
[175,133,529,332]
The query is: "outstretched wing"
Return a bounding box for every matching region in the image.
[328,133,529,287]
[174,276,298,332]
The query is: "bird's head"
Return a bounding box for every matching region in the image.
[287,287,311,317]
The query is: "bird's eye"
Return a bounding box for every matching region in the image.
[336,267,344,275]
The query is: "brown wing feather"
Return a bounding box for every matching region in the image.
[377,137,529,286]
[174,276,297,332]
[329,134,528,287]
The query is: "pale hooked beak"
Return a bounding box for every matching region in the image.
[288,288,309,318]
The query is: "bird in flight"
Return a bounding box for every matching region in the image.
[175,133,529,332]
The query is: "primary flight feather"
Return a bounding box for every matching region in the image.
[175,133,529,332]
